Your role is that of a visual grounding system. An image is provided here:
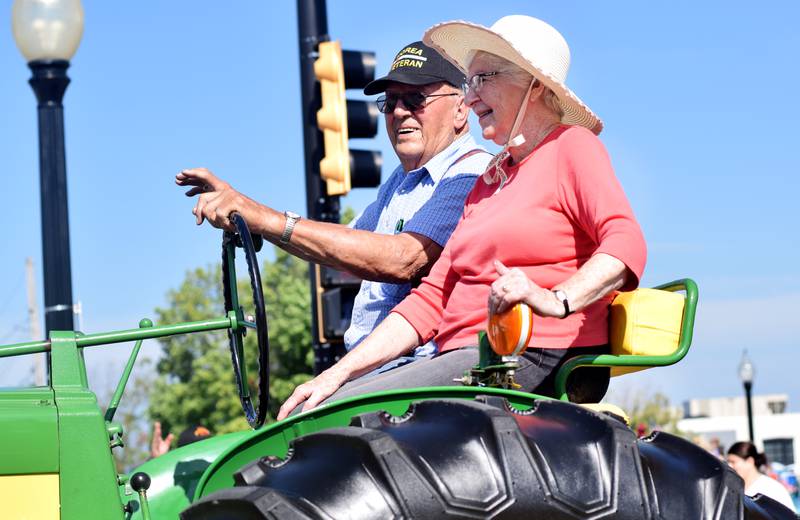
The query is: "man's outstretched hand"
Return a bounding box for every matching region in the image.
[176,167,267,233]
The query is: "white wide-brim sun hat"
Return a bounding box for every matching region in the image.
[423,15,603,135]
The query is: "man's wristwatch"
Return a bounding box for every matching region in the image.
[552,289,572,318]
[280,211,301,244]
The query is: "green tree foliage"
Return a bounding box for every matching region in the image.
[630,391,682,434]
[608,387,684,436]
[148,248,313,437]
[340,206,356,225]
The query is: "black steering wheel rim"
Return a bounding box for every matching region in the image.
[222,213,269,429]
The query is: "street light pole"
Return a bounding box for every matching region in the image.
[743,379,754,442]
[29,59,75,334]
[12,0,84,336]
[739,350,755,442]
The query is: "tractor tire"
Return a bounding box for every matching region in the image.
[182,398,796,519]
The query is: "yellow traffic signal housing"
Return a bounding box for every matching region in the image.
[314,40,351,196]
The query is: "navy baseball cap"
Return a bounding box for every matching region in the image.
[363,41,466,95]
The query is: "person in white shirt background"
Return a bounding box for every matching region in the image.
[726,441,797,513]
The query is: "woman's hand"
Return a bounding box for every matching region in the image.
[489,260,563,317]
[276,367,349,420]
[176,167,265,233]
[276,313,420,420]
[489,255,629,318]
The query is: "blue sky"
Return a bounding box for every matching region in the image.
[1,1,798,409]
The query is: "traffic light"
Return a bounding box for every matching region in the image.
[314,41,349,195]
[307,40,384,371]
[314,265,361,343]
[298,3,385,371]
[313,40,382,196]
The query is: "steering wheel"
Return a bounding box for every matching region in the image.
[222,213,269,429]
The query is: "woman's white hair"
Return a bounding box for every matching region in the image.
[467,51,563,118]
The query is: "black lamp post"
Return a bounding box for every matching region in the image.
[738,350,755,442]
[12,0,84,336]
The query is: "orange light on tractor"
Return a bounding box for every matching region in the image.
[488,303,533,357]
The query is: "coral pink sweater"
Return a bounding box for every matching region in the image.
[393,125,646,352]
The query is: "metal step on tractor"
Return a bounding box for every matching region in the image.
[0,216,795,519]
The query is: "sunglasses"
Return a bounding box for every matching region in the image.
[376,92,459,113]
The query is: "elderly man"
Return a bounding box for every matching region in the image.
[178,41,491,361]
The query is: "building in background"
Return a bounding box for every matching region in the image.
[679,394,798,466]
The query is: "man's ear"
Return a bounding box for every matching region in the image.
[453,94,469,132]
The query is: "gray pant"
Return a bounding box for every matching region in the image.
[292,346,610,415]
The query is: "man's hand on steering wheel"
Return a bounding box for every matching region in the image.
[276,368,349,421]
[177,167,265,232]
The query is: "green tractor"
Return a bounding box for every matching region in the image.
[0,216,794,519]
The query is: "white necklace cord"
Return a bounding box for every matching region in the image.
[483,77,537,189]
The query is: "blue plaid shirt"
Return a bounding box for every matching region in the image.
[344,134,491,351]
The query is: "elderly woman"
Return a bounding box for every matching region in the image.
[278,15,646,420]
